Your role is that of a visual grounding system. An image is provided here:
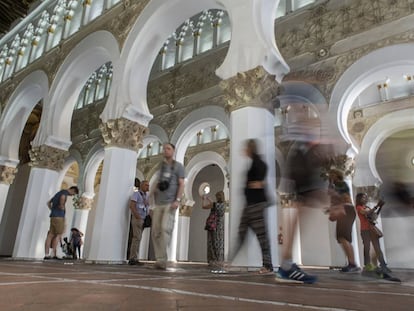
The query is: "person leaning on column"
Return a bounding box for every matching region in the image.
[44,186,79,260]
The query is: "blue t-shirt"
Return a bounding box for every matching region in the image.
[49,190,69,218]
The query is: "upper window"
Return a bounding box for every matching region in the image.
[75,62,112,110]
[154,9,230,72]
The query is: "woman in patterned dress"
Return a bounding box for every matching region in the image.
[202,191,226,272]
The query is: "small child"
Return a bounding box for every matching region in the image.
[70,228,83,259]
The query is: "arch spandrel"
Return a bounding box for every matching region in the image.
[32,31,120,149]
[0,70,48,163]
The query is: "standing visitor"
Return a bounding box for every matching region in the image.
[202,191,226,273]
[128,180,150,265]
[150,143,185,270]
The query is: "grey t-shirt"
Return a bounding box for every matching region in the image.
[154,160,185,205]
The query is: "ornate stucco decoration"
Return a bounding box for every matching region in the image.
[100,117,148,151]
[0,165,18,185]
[29,145,69,171]
[184,139,229,165]
[109,0,150,47]
[277,0,414,60]
[147,47,226,111]
[0,79,23,112]
[219,66,279,113]
[78,196,94,210]
[347,96,414,146]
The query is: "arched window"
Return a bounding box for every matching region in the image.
[46,1,67,51]
[75,62,113,109]
[162,38,177,70]
[188,125,228,147]
[0,0,122,81]
[83,0,105,25]
[155,9,231,72]
[64,0,83,38]
[215,11,230,45]
[178,21,195,62]
[14,25,34,72]
[30,12,50,62]
[197,11,214,54]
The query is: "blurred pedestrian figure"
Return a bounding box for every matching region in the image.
[202,191,226,273]
[230,139,273,274]
[277,139,332,283]
[328,169,360,273]
[150,143,185,270]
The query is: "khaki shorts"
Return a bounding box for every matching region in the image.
[49,217,65,235]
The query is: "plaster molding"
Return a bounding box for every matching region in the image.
[0,165,18,185]
[100,117,148,151]
[29,145,69,171]
[219,66,279,113]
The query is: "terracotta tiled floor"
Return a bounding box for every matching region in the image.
[0,259,413,310]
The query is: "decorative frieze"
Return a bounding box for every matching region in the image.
[29,145,69,171]
[0,165,18,185]
[100,117,148,151]
[277,0,414,60]
[110,0,150,47]
[219,66,279,113]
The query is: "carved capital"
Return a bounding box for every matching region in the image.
[99,118,149,151]
[219,66,279,113]
[29,145,69,171]
[78,196,94,210]
[0,165,18,185]
[179,205,193,217]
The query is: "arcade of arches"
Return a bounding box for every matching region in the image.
[0,0,413,270]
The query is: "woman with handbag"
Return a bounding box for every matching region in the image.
[355,193,390,273]
[328,169,360,273]
[202,191,226,272]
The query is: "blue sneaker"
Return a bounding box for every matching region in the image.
[276,264,317,284]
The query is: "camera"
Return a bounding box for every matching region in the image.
[157,180,170,191]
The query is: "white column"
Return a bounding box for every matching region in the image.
[167,210,179,262]
[13,168,60,259]
[71,208,90,258]
[0,164,18,223]
[139,228,151,260]
[229,106,278,268]
[87,146,137,263]
[0,184,10,224]
[177,216,190,261]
